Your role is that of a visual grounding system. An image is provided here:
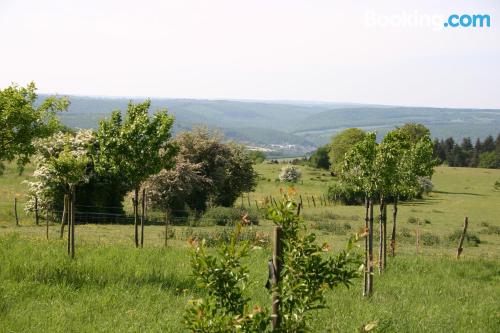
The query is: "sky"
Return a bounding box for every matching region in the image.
[1,0,499,108]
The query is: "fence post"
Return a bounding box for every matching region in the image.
[14,198,19,226]
[46,208,49,240]
[271,226,283,330]
[255,200,259,210]
[312,196,316,207]
[247,194,251,207]
[416,218,420,255]
[299,195,303,207]
[35,196,39,225]
[457,217,469,259]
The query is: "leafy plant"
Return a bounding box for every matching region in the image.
[268,198,361,332]
[184,224,270,332]
[279,165,302,183]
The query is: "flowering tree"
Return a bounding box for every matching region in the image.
[143,157,211,245]
[279,166,301,183]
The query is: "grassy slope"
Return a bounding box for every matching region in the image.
[0,163,499,332]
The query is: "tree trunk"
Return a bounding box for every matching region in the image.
[35,196,39,225]
[367,198,374,296]
[363,196,369,297]
[140,188,145,248]
[383,203,387,269]
[164,210,169,247]
[134,187,139,248]
[378,196,384,274]
[390,197,398,256]
[46,208,49,240]
[14,198,19,226]
[70,186,76,258]
[60,194,68,239]
[67,190,71,255]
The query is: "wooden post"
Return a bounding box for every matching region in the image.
[67,191,71,255]
[457,217,469,259]
[14,198,19,226]
[71,187,76,258]
[312,196,316,207]
[247,194,251,207]
[60,194,68,239]
[134,188,139,248]
[35,196,39,225]
[297,202,302,216]
[299,195,303,208]
[416,218,420,255]
[140,189,145,248]
[378,198,384,274]
[367,198,374,296]
[363,197,369,297]
[383,203,387,269]
[46,207,49,240]
[271,226,283,330]
[255,200,259,210]
[390,198,398,256]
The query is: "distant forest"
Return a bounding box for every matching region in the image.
[433,134,500,168]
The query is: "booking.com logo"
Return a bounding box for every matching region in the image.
[443,14,491,28]
[365,10,491,30]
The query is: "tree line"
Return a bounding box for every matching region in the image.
[1,83,257,253]
[433,134,500,169]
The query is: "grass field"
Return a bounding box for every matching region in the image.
[1,162,499,332]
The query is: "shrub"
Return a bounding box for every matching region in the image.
[420,233,440,246]
[202,207,259,226]
[182,227,269,248]
[310,221,352,235]
[327,182,365,205]
[407,216,418,224]
[418,177,434,195]
[479,222,500,235]
[447,230,481,246]
[279,165,301,183]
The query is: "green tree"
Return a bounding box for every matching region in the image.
[329,128,366,173]
[176,127,257,211]
[94,100,177,247]
[308,145,330,170]
[341,132,378,296]
[478,151,500,169]
[397,123,430,144]
[247,150,266,164]
[0,82,69,175]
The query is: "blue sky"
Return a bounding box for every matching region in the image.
[0,0,499,108]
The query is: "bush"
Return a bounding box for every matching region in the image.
[182,227,270,248]
[479,222,500,235]
[420,233,440,246]
[310,221,352,235]
[279,165,301,183]
[447,230,481,246]
[407,217,418,224]
[201,207,259,226]
[327,182,365,205]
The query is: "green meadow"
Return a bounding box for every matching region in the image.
[1,162,499,332]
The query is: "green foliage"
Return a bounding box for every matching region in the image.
[247,150,266,164]
[202,206,259,226]
[494,180,500,191]
[478,151,500,169]
[420,233,440,246]
[341,132,378,197]
[327,182,365,205]
[329,128,367,173]
[0,82,69,175]
[176,127,257,209]
[94,100,177,191]
[184,224,270,332]
[267,198,361,332]
[447,230,481,246]
[310,220,352,235]
[308,145,330,170]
